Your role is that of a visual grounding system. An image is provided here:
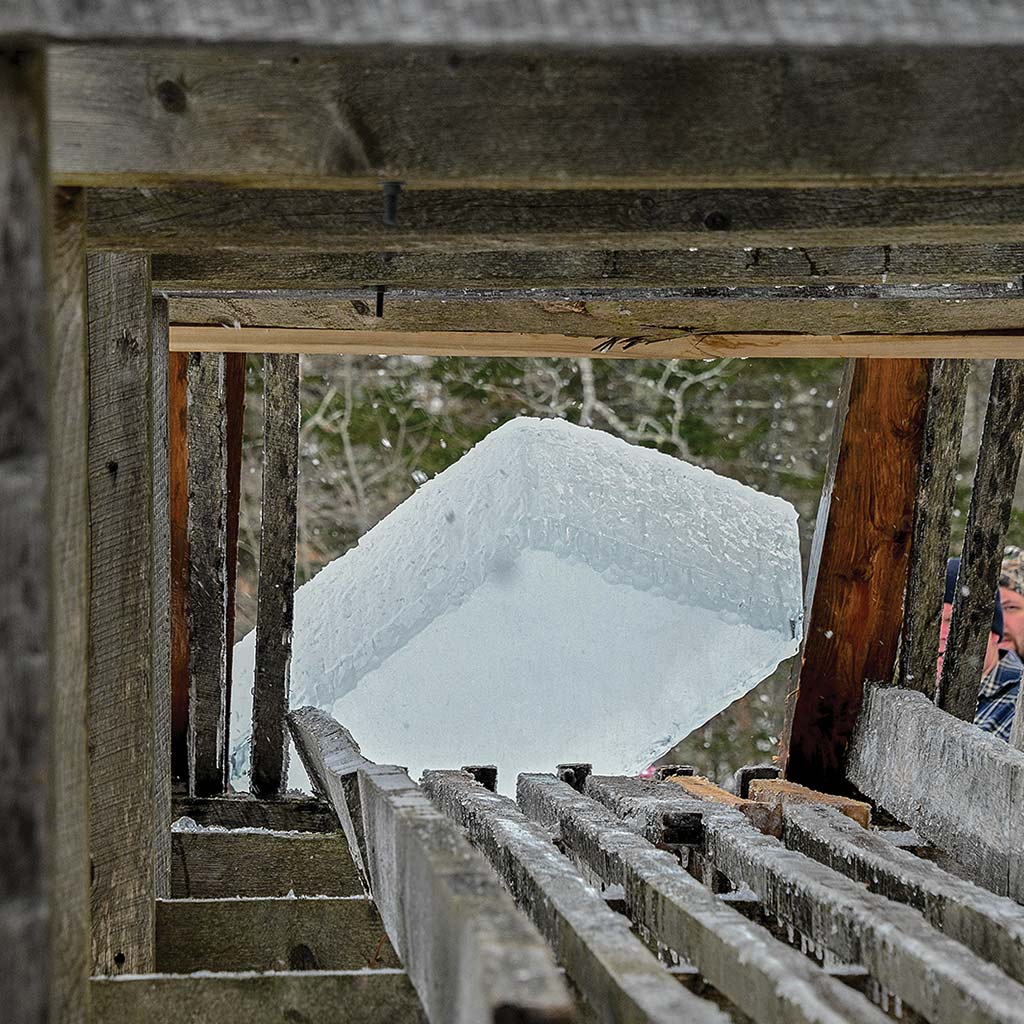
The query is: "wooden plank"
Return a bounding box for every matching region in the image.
[422,770,728,1024]
[185,351,228,796]
[47,45,1024,188]
[939,359,1024,720]
[897,360,971,695]
[585,774,1024,1024]
[168,348,189,785]
[289,708,575,1024]
[171,794,338,833]
[250,353,300,797]
[151,296,171,899]
[747,779,871,828]
[848,684,1024,899]
[782,801,1024,985]
[516,774,891,1024]
[156,896,399,972]
[169,830,362,899]
[86,250,156,975]
[665,775,781,836]
[90,971,425,1024]
[781,359,930,791]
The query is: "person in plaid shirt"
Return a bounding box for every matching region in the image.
[939,556,1022,742]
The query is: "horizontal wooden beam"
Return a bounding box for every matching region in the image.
[171,794,338,832]
[847,685,1024,900]
[169,325,1024,359]
[51,46,1024,188]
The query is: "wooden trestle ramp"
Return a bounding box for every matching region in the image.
[10,4,1024,1024]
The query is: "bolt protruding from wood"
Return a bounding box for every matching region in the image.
[556,763,592,792]
[462,764,498,792]
[733,763,780,799]
[381,181,404,226]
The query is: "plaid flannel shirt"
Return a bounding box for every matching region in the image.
[974,648,1023,742]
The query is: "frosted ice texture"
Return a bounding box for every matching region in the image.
[229,417,803,794]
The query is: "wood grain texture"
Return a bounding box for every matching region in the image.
[90,971,425,1024]
[49,186,91,1024]
[665,775,781,837]
[156,896,399,972]
[422,771,728,1024]
[781,359,930,792]
[49,46,1024,188]
[168,349,189,784]
[898,360,970,696]
[939,359,1024,720]
[86,251,156,975]
[185,351,228,796]
[169,831,362,899]
[151,296,171,899]
[848,685,1024,900]
[171,794,338,833]
[250,354,300,797]
[746,779,871,828]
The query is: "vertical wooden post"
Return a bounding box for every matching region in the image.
[938,359,1024,720]
[251,354,301,797]
[780,358,930,792]
[86,251,157,974]
[169,349,190,785]
[187,352,229,796]
[897,360,970,696]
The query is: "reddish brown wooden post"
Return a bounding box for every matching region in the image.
[169,350,190,786]
[780,358,930,792]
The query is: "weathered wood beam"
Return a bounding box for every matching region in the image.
[781,359,930,791]
[746,778,871,828]
[250,354,300,798]
[288,708,575,1024]
[171,793,338,833]
[585,775,1024,1024]
[156,896,399,973]
[515,774,891,1024]
[782,801,1024,985]
[422,770,729,1024]
[848,684,1024,900]
[938,360,1024,720]
[897,360,971,695]
[86,250,159,975]
[170,829,362,899]
[185,351,228,796]
[90,971,426,1024]
[48,46,1024,188]
[664,775,781,836]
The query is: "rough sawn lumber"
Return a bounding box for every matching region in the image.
[171,794,338,833]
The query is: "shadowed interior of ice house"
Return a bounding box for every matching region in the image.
[229,417,804,794]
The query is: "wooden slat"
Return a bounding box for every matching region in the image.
[422,770,728,1024]
[848,684,1024,900]
[90,971,425,1024]
[168,348,189,784]
[171,794,338,833]
[515,774,891,1024]
[288,707,575,1024]
[86,250,156,975]
[665,775,781,836]
[169,830,362,899]
[156,896,399,972]
[782,801,1024,985]
[938,359,1024,720]
[47,45,1024,188]
[746,778,871,828]
[585,774,1024,1024]
[781,359,930,791]
[250,353,300,797]
[897,360,971,695]
[185,351,228,796]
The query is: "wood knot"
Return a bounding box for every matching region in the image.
[156,79,187,115]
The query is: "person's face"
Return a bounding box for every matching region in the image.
[1000,586,1024,657]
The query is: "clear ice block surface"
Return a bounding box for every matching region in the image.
[229,417,803,794]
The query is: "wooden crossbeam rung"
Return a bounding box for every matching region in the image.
[515,773,890,1024]
[747,779,871,828]
[423,769,729,1024]
[584,774,1024,1024]
[781,801,1024,986]
[171,794,338,833]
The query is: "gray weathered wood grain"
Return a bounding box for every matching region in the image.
[185,350,228,796]
[86,250,157,975]
[90,971,426,1024]
[939,360,1024,720]
[848,684,1024,900]
[171,794,338,832]
[250,354,300,797]
[156,896,399,972]
[898,360,970,695]
[50,46,1024,188]
[169,830,362,899]
[423,770,728,1024]
[515,773,890,1024]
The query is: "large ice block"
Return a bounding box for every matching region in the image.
[230,417,803,793]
